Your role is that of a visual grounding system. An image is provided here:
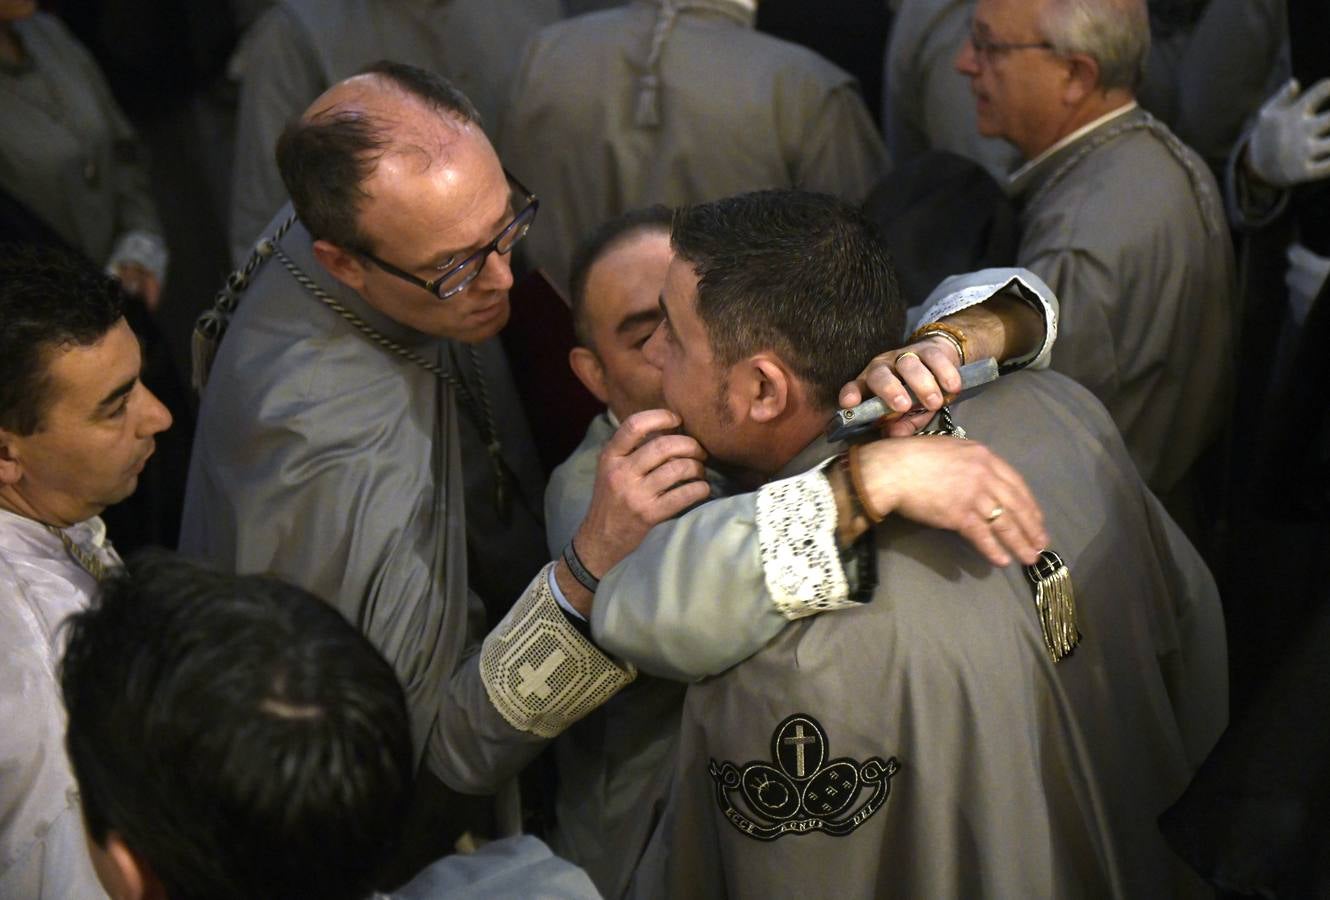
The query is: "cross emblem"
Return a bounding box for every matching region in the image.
[782,724,817,777]
[516,649,567,702]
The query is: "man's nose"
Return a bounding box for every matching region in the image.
[955,38,979,75]
[476,247,515,292]
[138,385,173,437]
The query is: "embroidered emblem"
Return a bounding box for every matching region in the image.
[709,714,899,841]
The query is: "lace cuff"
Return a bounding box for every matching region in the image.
[481,563,636,738]
[915,267,1058,371]
[755,467,854,620]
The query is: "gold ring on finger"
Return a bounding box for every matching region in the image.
[985,506,1004,523]
[896,351,921,366]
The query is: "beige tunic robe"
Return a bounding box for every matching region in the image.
[181,208,626,793]
[1013,106,1235,494]
[499,0,888,293]
[635,371,1226,899]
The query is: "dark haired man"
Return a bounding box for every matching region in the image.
[61,553,600,900]
[623,191,1226,897]
[0,245,172,897]
[548,203,1061,895]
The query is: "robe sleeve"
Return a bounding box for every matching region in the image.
[228,5,324,264]
[429,564,636,793]
[913,266,1060,370]
[592,466,857,682]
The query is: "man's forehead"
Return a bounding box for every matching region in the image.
[45,320,139,407]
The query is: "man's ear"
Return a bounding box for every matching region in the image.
[90,832,166,900]
[568,347,609,406]
[1063,52,1102,105]
[744,354,792,424]
[0,429,24,487]
[311,239,369,294]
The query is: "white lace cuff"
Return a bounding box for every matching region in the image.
[914,267,1058,371]
[481,563,635,738]
[755,467,854,620]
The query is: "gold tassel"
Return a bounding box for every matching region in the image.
[1025,550,1080,663]
[191,310,225,394]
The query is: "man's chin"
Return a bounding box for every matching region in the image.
[441,300,511,343]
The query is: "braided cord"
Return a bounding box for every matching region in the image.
[1024,112,1223,237]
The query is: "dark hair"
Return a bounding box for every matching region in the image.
[568,205,673,348]
[0,244,125,435]
[670,190,903,409]
[275,60,481,252]
[61,552,415,900]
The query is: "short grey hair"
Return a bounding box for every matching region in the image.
[1038,0,1150,92]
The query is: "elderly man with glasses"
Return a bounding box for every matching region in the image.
[954,0,1234,522]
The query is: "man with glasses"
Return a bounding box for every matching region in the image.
[182,61,681,843]
[955,0,1234,518]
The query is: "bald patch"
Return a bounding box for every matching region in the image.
[300,74,481,184]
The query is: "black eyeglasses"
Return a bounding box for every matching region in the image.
[966,31,1054,64]
[360,169,538,300]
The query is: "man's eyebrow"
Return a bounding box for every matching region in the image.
[422,198,514,270]
[94,376,137,415]
[614,308,663,335]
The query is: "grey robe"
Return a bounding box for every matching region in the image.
[0,13,164,269]
[499,0,888,293]
[548,271,1057,897]
[1014,106,1235,494]
[181,208,575,792]
[635,371,1226,899]
[227,0,562,263]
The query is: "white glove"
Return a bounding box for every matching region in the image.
[1285,241,1330,326]
[1247,78,1330,189]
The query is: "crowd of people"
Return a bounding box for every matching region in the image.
[2,0,1327,897]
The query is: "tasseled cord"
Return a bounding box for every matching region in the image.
[635,1,681,128]
[190,217,295,394]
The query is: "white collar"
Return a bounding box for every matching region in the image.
[1008,101,1138,184]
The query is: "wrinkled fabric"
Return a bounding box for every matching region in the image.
[0,13,163,271]
[182,209,568,794]
[0,510,116,900]
[634,371,1226,899]
[499,0,888,293]
[558,271,1057,896]
[1013,107,1235,493]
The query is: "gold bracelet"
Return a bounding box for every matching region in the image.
[909,321,968,366]
[847,444,887,524]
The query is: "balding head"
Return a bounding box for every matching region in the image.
[275,61,481,252]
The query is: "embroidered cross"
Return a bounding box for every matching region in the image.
[783,724,817,777]
[516,649,567,702]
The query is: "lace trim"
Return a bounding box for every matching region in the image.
[917,270,1058,371]
[755,468,853,621]
[480,563,636,738]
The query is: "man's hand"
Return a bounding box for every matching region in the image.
[838,336,963,437]
[112,262,163,312]
[849,435,1047,566]
[558,410,710,615]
